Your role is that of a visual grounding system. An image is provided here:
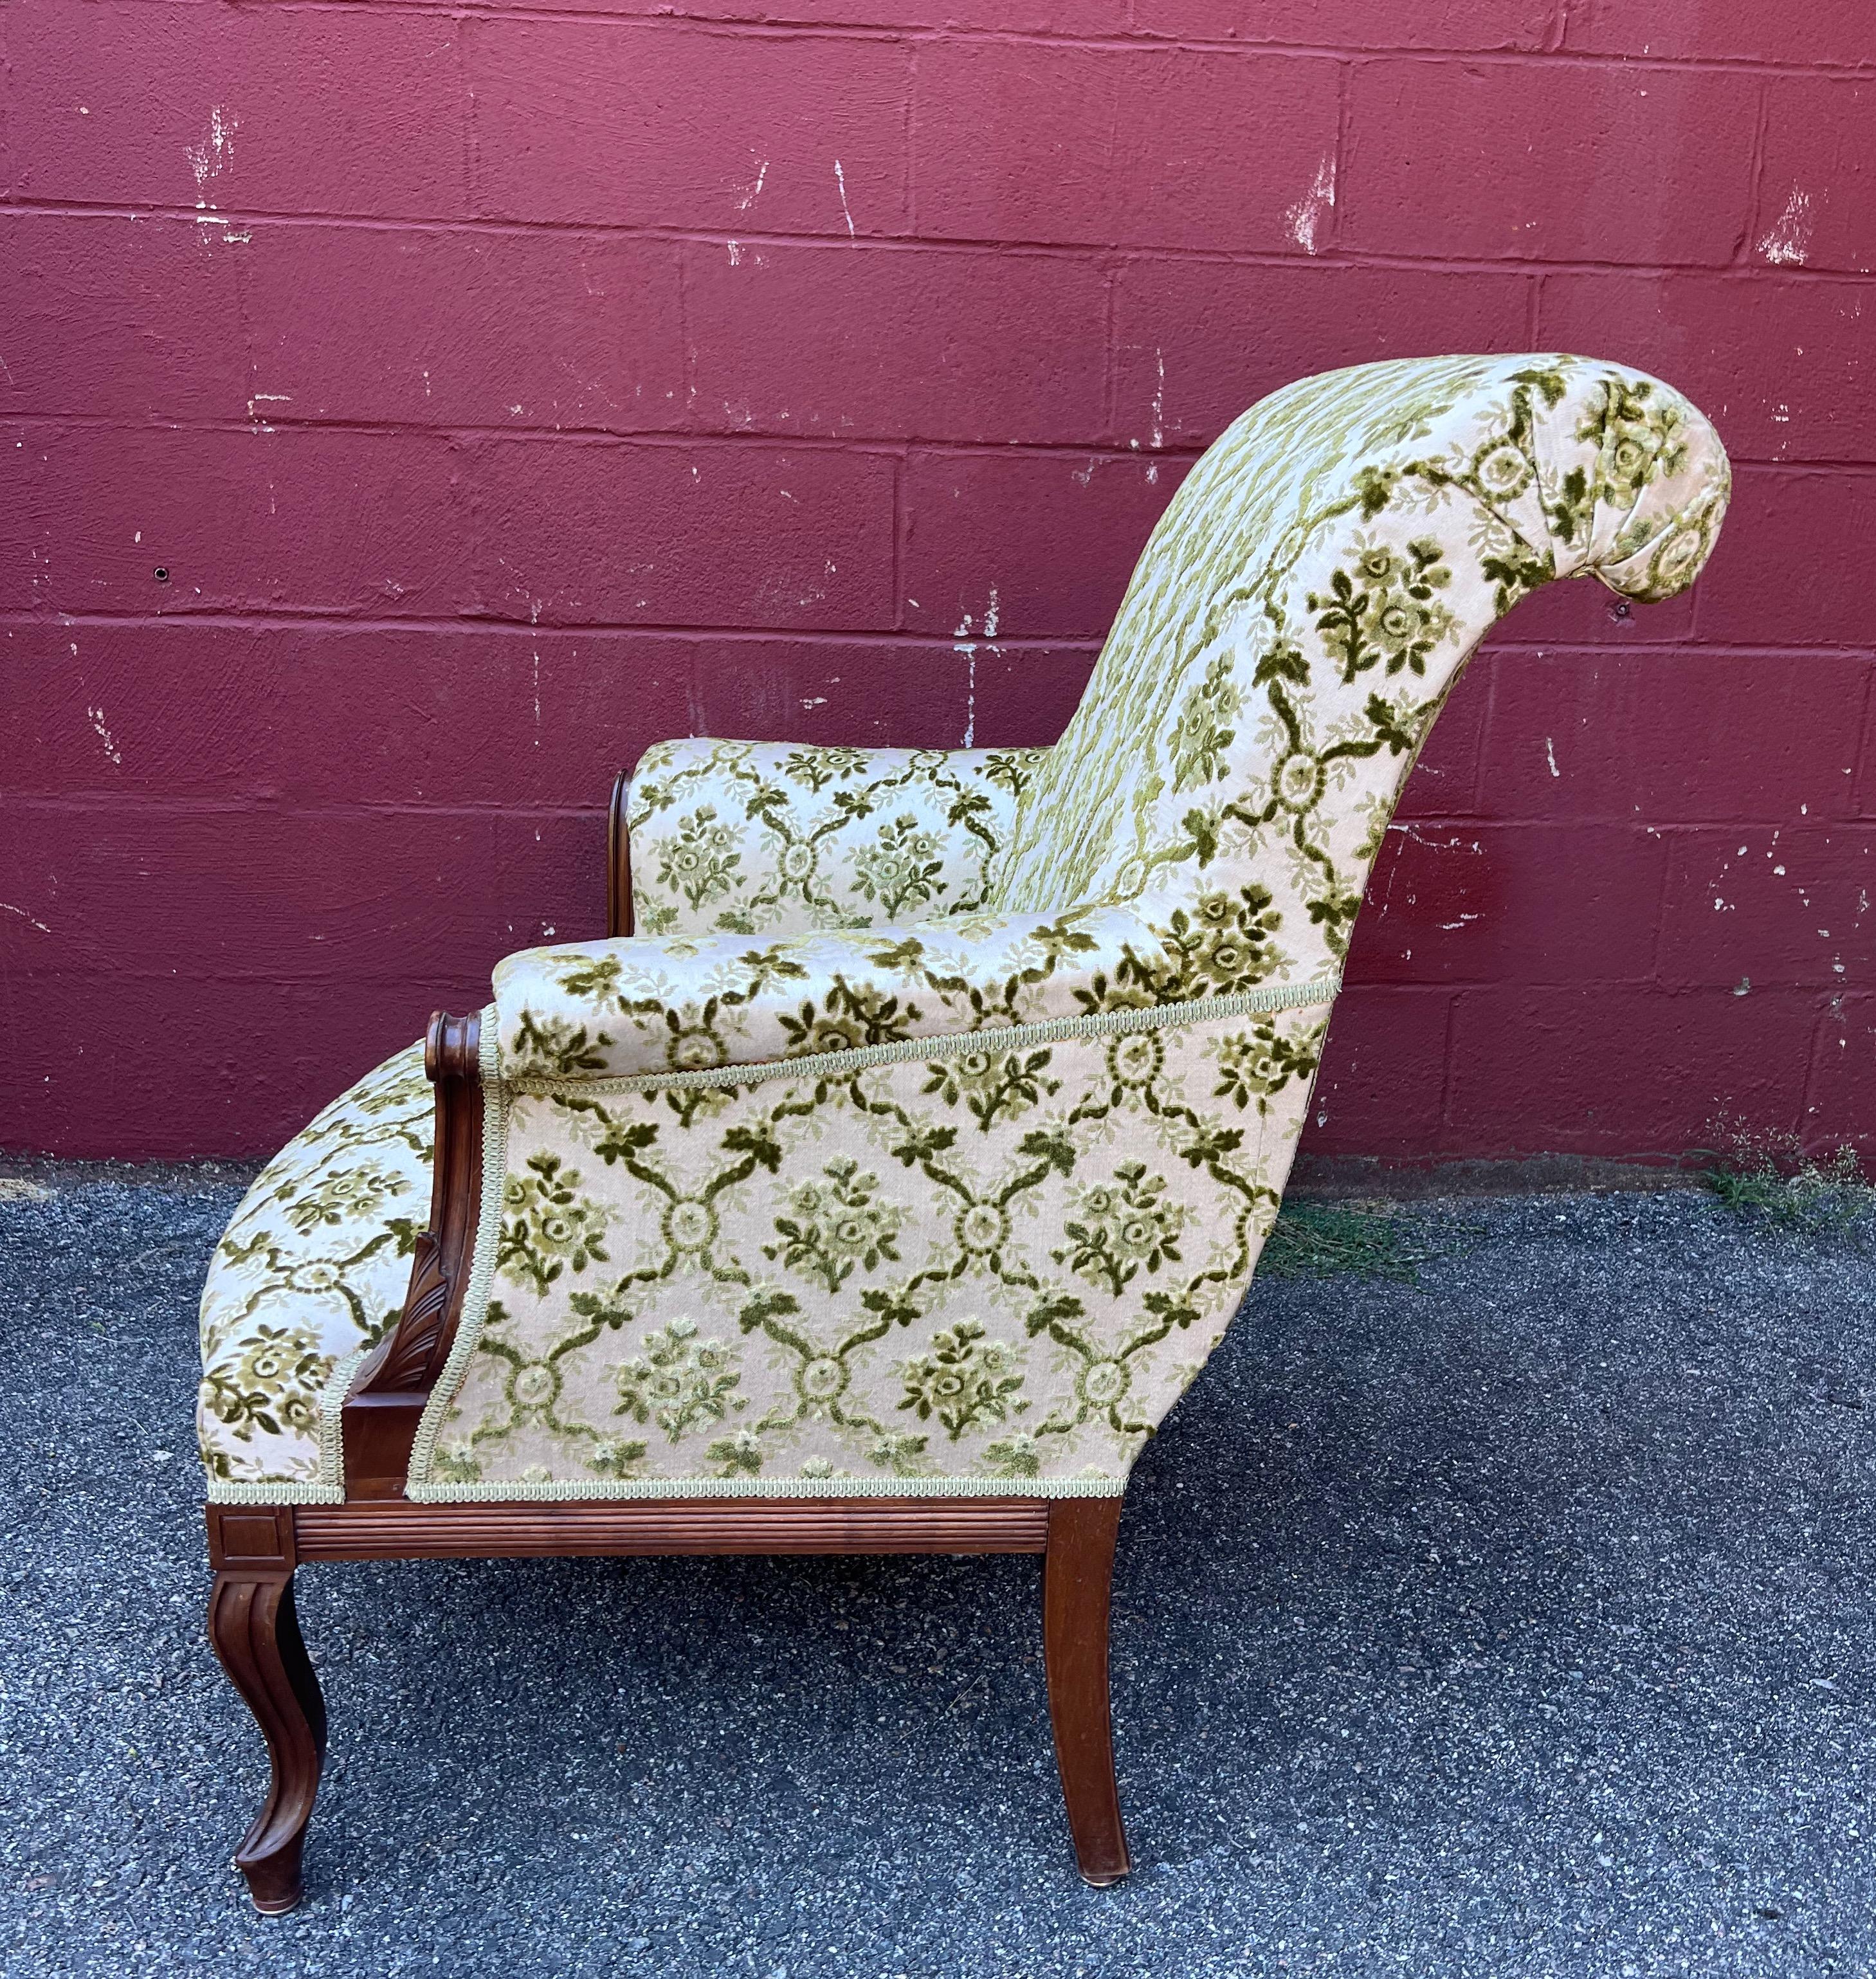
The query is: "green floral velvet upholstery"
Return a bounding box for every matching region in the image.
[199,1047,432,1497]
[200,354,1729,1502]
[628,739,1048,937]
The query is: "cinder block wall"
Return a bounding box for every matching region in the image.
[3,0,1870,1161]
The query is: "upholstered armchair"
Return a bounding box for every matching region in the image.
[200,354,1729,1910]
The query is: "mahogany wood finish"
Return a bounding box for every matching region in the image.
[205,1508,325,1914]
[340,1010,484,1499]
[1044,1499,1132,1885]
[295,1495,1051,1560]
[206,785,1130,1911]
[606,767,633,938]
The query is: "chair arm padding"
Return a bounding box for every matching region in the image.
[491,882,1329,1086]
[625,738,1050,940]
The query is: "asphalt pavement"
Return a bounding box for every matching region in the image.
[3,1169,1873,1978]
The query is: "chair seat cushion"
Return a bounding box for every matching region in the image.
[197,1043,431,1495]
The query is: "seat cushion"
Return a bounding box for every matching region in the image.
[198,1043,432,1496]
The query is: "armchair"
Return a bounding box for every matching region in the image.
[199,354,1729,1910]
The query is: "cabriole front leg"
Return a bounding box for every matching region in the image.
[205,1508,326,1913]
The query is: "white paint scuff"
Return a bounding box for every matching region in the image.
[736,157,769,214]
[1544,736,1560,778]
[1285,155,1336,255]
[1757,188,1814,267]
[953,587,999,748]
[833,159,856,241]
[186,106,239,238]
[87,705,122,765]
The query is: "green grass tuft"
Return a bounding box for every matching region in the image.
[1261,1199,1476,1284]
[1695,1124,1876,1239]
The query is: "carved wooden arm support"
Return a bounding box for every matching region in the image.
[340,1010,484,1499]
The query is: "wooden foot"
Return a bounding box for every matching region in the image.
[1043,1499,1131,1885]
[208,1573,326,1913]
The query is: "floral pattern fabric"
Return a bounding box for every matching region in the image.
[994,354,1729,940]
[198,354,1729,1500]
[492,888,1320,1086]
[628,739,1046,938]
[198,1045,431,1493]
[414,998,1331,1496]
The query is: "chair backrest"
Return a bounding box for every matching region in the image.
[992,354,1729,983]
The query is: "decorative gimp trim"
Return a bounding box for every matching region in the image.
[502,974,1342,1098]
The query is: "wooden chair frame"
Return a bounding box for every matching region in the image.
[206,774,1131,1912]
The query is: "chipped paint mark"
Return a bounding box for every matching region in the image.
[833,158,856,241]
[86,706,122,765]
[1285,154,1336,255]
[0,350,14,388]
[187,104,237,202]
[727,240,743,267]
[1758,188,1814,266]
[0,902,52,935]
[531,649,542,747]
[736,157,769,214]
[1544,735,1560,778]
[1393,823,1481,855]
[186,106,239,239]
[952,593,997,747]
[1150,349,1165,451]
[801,695,827,709]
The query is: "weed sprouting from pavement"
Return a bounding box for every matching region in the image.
[1261,1199,1479,1284]
[1695,1123,1876,1239]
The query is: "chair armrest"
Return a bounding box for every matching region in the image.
[625,738,1049,939]
[492,884,1335,1086]
[340,1011,484,1498]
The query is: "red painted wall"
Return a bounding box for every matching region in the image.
[3,0,1872,1163]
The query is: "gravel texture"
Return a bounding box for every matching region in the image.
[3,1171,1873,1978]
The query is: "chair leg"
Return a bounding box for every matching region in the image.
[207,1571,327,1913]
[1043,1498,1131,1885]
